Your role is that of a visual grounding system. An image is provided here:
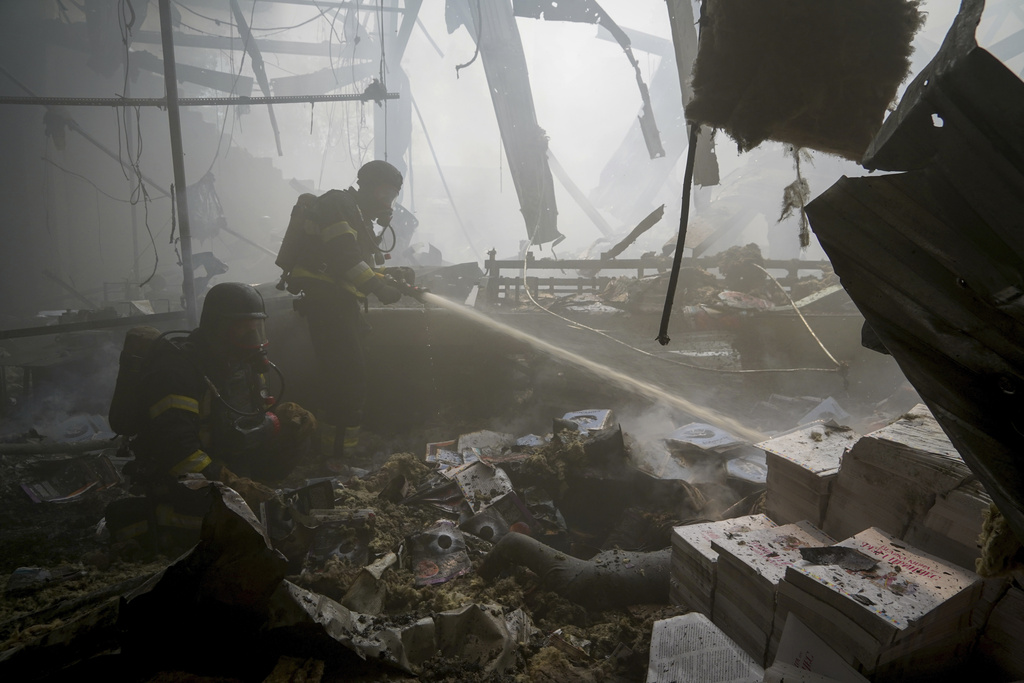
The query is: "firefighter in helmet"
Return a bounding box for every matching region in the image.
[106,282,314,554]
[277,160,412,470]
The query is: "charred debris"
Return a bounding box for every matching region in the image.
[3,0,1024,682]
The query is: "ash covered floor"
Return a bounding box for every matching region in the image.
[0,382,922,681]
[0,279,965,682]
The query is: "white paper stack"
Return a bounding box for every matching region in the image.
[904,477,990,570]
[975,585,1024,680]
[773,527,982,681]
[757,422,860,527]
[711,521,835,665]
[646,612,763,683]
[822,404,970,543]
[768,613,868,683]
[669,514,777,614]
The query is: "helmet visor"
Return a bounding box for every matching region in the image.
[224,318,268,352]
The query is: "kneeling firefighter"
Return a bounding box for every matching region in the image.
[275,160,424,469]
[105,282,315,554]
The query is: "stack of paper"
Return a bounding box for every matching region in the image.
[646,612,763,683]
[822,404,971,543]
[768,613,868,683]
[668,514,777,615]
[975,585,1024,680]
[904,477,990,570]
[773,527,982,680]
[757,422,860,527]
[711,520,835,665]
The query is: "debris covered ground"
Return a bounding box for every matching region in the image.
[0,408,714,681]
[0,260,938,682]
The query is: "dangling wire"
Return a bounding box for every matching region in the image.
[656,123,700,345]
[455,0,483,78]
[116,0,159,288]
[169,184,181,267]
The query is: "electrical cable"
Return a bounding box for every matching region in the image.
[116,0,159,287]
[203,17,251,178]
[311,0,347,81]
[40,157,132,203]
[753,264,843,368]
[656,122,699,345]
[519,243,844,377]
[311,4,346,190]
[352,5,375,166]
[173,0,324,34]
[409,93,482,261]
[178,20,233,38]
[376,223,397,253]
[515,132,842,378]
[455,0,483,78]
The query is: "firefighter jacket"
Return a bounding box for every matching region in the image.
[129,329,279,488]
[286,187,386,299]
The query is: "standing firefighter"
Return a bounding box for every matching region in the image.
[276,160,413,469]
[106,282,314,554]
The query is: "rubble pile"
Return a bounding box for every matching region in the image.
[0,408,740,680]
[511,245,840,323]
[1,402,1021,681]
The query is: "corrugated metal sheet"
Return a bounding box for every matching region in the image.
[807,0,1024,544]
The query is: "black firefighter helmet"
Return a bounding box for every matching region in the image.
[357,160,403,191]
[199,282,268,354]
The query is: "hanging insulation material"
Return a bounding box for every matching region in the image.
[685,0,925,161]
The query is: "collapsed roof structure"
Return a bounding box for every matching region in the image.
[2,0,1024,680]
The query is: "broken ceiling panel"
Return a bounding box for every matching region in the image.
[514,0,665,159]
[448,0,562,246]
[806,0,1024,544]
[686,0,924,161]
[595,4,719,230]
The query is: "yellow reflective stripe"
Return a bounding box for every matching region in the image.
[169,449,212,476]
[321,220,357,242]
[290,266,333,283]
[343,425,361,449]
[149,394,199,419]
[346,261,376,285]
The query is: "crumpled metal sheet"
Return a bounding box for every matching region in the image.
[806,0,1024,545]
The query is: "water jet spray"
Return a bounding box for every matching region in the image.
[418,292,766,443]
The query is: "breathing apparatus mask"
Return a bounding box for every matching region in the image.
[356,160,403,228]
[197,284,285,451]
[222,317,270,370]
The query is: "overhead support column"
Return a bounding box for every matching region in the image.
[450,0,562,246]
[158,0,197,327]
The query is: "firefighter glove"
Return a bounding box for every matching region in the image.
[373,280,402,305]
